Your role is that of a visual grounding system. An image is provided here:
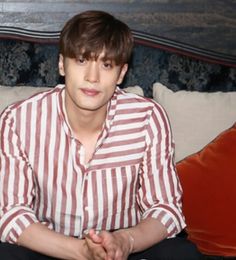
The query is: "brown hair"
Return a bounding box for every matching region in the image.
[59,10,134,65]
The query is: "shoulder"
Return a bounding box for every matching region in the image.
[115,87,167,116]
[0,85,63,122]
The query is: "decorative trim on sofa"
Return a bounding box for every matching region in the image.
[0,26,59,43]
[134,31,236,68]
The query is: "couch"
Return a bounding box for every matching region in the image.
[1,26,236,259]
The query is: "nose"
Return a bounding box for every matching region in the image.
[84,62,99,83]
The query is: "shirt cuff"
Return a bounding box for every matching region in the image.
[142,207,186,237]
[0,207,39,243]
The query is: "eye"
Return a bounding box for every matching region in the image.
[76,56,86,64]
[103,61,113,69]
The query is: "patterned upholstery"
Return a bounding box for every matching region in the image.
[0,28,236,98]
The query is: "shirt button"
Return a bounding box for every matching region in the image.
[85,206,89,211]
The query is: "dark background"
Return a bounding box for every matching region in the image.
[0,0,235,56]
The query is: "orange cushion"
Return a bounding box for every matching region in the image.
[176,123,236,256]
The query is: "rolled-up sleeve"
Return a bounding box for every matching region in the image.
[138,102,186,237]
[0,108,39,243]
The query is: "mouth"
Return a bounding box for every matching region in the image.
[80,88,100,97]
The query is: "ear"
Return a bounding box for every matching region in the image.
[58,54,65,76]
[117,64,128,85]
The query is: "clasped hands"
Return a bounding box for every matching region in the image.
[85,228,133,260]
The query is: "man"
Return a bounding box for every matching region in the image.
[0,10,201,260]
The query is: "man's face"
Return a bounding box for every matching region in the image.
[59,51,128,114]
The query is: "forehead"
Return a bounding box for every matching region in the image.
[80,47,115,61]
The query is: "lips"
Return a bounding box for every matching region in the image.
[80,88,100,96]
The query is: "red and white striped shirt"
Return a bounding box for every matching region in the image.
[0,85,185,243]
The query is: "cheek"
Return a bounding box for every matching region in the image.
[102,70,121,85]
[65,68,83,85]
[102,83,116,100]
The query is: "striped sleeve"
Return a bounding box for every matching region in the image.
[137,101,186,237]
[0,108,39,243]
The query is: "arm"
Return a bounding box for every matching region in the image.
[18,222,107,260]
[138,102,186,237]
[115,217,167,253]
[0,108,37,244]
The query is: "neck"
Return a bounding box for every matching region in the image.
[64,99,107,139]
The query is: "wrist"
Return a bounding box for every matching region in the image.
[127,231,134,254]
[67,237,88,260]
[114,229,135,254]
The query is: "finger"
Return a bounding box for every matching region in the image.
[94,248,107,260]
[85,237,107,260]
[88,229,103,244]
[106,246,116,259]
